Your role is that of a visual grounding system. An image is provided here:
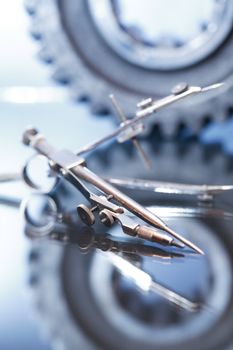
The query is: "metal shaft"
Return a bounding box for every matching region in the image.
[106,177,233,196]
[76,84,223,156]
[69,167,203,253]
[76,90,195,155]
[22,129,204,254]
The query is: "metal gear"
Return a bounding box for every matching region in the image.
[27,138,233,350]
[25,0,233,135]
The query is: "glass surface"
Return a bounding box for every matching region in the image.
[20,128,233,349]
[22,183,233,348]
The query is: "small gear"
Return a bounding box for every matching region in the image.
[25,0,233,135]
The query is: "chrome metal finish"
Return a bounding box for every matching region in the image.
[50,149,86,170]
[148,205,233,221]
[76,83,224,156]
[135,83,225,119]
[22,128,203,253]
[99,207,183,248]
[137,98,153,109]
[107,177,233,198]
[105,252,200,312]
[24,205,196,311]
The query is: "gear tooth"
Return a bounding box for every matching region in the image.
[148,122,163,140]
[52,66,72,85]
[69,84,89,102]
[164,123,178,138]
[190,122,203,136]
[201,98,228,125]
[173,106,199,135]
[145,111,174,138]
[81,86,111,114]
[122,98,137,117]
[29,20,43,40]
[175,119,189,138]
[155,121,166,137]
[38,45,54,64]
[226,106,233,119]
[52,54,78,85]
[218,90,233,114]
[201,115,212,129]
[216,111,226,124]
[142,124,151,138]
[29,249,40,262]
[157,116,179,138]
[29,273,39,286]
[90,99,110,115]
[184,114,204,135]
[209,102,225,123]
[24,0,38,14]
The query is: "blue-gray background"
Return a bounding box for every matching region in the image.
[0,1,113,349]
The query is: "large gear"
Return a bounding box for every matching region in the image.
[27,137,233,350]
[25,0,233,135]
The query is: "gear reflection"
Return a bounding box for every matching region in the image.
[24,140,233,350]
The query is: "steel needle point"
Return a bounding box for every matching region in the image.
[165,226,204,255]
[22,128,204,254]
[76,82,226,157]
[202,82,224,92]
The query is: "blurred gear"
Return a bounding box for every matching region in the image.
[27,138,233,350]
[26,0,233,135]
